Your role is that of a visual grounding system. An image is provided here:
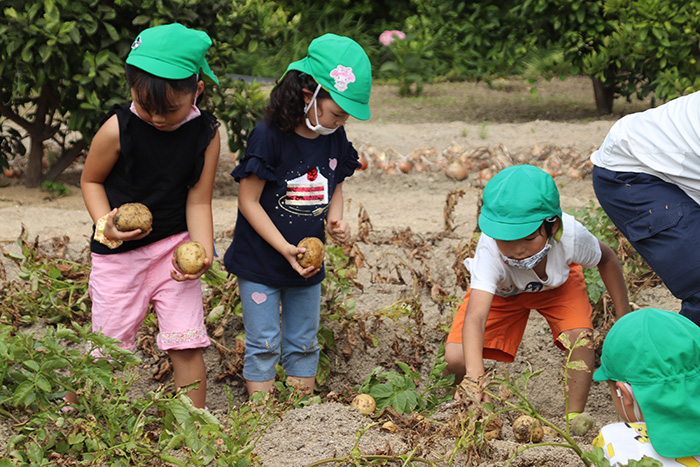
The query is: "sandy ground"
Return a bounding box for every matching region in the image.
[0,106,681,465]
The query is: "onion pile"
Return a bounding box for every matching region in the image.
[355,142,594,181]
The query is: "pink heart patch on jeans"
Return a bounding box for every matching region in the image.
[251,292,267,304]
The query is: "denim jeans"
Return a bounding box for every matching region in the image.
[238,278,321,381]
[592,165,700,325]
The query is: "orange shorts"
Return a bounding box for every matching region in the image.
[446,264,592,362]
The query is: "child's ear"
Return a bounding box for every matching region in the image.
[301,88,314,105]
[552,216,561,233]
[615,381,635,406]
[550,216,563,241]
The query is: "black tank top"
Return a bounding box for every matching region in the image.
[89,104,219,254]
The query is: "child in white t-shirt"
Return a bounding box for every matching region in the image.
[444,165,631,422]
[593,308,700,465]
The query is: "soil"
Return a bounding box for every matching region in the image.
[0,76,680,466]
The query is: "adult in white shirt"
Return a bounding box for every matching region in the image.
[591,91,700,326]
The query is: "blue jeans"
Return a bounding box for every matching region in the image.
[238,278,321,381]
[592,166,700,325]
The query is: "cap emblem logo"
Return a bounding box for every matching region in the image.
[330,65,355,92]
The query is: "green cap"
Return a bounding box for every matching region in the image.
[286,34,371,120]
[593,308,700,458]
[126,23,219,86]
[478,165,562,241]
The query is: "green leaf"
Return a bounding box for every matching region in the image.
[392,392,408,413]
[566,360,590,372]
[68,431,86,445]
[95,50,111,67]
[21,42,34,62]
[12,380,34,405]
[35,374,52,392]
[104,22,119,41]
[132,15,150,25]
[22,360,40,372]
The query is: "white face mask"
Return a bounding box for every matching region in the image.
[304,84,338,136]
[499,240,552,270]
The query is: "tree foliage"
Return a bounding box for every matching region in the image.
[3,0,700,185]
[0,0,237,187]
[583,0,700,104]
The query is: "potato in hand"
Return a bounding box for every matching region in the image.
[174,241,206,274]
[296,237,325,269]
[114,203,152,232]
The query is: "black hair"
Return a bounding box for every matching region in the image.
[542,216,559,237]
[125,64,199,115]
[265,70,331,134]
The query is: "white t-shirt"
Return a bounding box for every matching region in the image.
[593,422,700,466]
[465,213,601,297]
[590,90,700,204]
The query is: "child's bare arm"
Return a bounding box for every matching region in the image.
[81,116,148,243]
[596,240,632,319]
[175,129,221,280]
[326,183,350,243]
[81,116,120,222]
[460,289,494,401]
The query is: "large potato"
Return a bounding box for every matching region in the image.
[174,241,206,275]
[351,394,376,416]
[114,203,152,232]
[296,237,325,269]
[512,415,544,443]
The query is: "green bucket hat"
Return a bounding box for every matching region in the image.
[593,308,700,458]
[286,33,372,120]
[126,23,220,86]
[478,165,562,241]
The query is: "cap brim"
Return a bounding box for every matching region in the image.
[200,62,220,86]
[478,214,542,241]
[286,58,309,75]
[633,377,700,458]
[329,89,370,120]
[592,366,610,382]
[126,55,191,79]
[126,55,219,86]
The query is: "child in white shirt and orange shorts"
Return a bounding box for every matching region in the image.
[444,165,631,423]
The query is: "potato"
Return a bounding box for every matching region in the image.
[512,415,544,443]
[350,394,376,416]
[114,202,152,232]
[484,415,503,441]
[381,421,398,433]
[296,237,325,269]
[570,413,595,436]
[174,241,206,275]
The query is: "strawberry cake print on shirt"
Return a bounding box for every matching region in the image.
[279,163,332,217]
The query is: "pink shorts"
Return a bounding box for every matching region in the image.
[446,264,592,362]
[89,231,210,352]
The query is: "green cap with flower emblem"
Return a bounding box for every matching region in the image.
[478,165,562,241]
[286,33,372,120]
[126,23,219,86]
